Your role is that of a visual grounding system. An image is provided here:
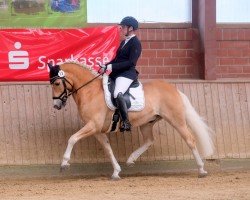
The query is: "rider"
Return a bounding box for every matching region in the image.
[100,16,142,132]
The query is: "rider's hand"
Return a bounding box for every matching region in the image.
[98,64,112,74]
[98,64,107,74]
[106,64,112,71]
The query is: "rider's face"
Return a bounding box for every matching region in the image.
[119,25,128,37]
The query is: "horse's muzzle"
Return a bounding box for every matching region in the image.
[53,99,66,110]
[54,104,62,110]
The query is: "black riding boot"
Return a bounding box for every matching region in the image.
[115,92,131,132]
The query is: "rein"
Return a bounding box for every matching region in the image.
[68,73,103,96]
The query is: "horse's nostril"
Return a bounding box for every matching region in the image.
[54,105,61,110]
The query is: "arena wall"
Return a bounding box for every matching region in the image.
[137,26,250,80]
[136,26,197,79]
[0,80,249,165]
[217,25,250,78]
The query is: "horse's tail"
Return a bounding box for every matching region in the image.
[178,91,215,158]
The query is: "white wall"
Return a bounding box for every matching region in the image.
[87,0,250,24]
[217,0,250,23]
[87,0,192,23]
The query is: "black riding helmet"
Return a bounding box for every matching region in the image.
[119,16,139,30]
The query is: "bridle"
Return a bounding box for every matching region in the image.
[50,68,103,105]
[50,76,73,105]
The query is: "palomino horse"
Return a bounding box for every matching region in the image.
[48,62,214,179]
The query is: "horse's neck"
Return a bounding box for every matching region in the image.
[73,76,102,110]
[73,68,96,87]
[63,64,97,88]
[63,64,102,104]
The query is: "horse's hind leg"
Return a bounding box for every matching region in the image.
[94,133,121,180]
[170,122,207,177]
[126,123,154,166]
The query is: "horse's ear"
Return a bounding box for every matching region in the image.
[48,62,53,69]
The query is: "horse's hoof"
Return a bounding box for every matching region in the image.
[198,172,208,178]
[60,164,70,172]
[111,175,121,181]
[126,161,135,167]
[198,168,208,178]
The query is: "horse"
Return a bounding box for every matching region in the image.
[48,62,214,180]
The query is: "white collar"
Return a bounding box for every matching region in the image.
[125,34,135,41]
[122,34,136,48]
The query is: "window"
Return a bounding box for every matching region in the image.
[217,0,250,23]
[87,0,192,23]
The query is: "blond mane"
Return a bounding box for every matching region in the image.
[62,61,101,77]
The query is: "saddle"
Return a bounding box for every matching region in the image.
[102,74,145,111]
[108,78,139,109]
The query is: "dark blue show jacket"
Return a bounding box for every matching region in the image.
[108,36,142,80]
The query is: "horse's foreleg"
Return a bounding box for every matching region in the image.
[126,124,154,166]
[94,133,121,180]
[61,121,96,171]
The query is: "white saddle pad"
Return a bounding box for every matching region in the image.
[102,74,145,111]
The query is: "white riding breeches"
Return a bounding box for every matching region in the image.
[114,77,134,98]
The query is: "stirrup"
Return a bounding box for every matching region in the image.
[120,120,131,132]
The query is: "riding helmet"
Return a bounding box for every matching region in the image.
[119,16,139,30]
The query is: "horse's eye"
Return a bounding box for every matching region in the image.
[55,82,60,86]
